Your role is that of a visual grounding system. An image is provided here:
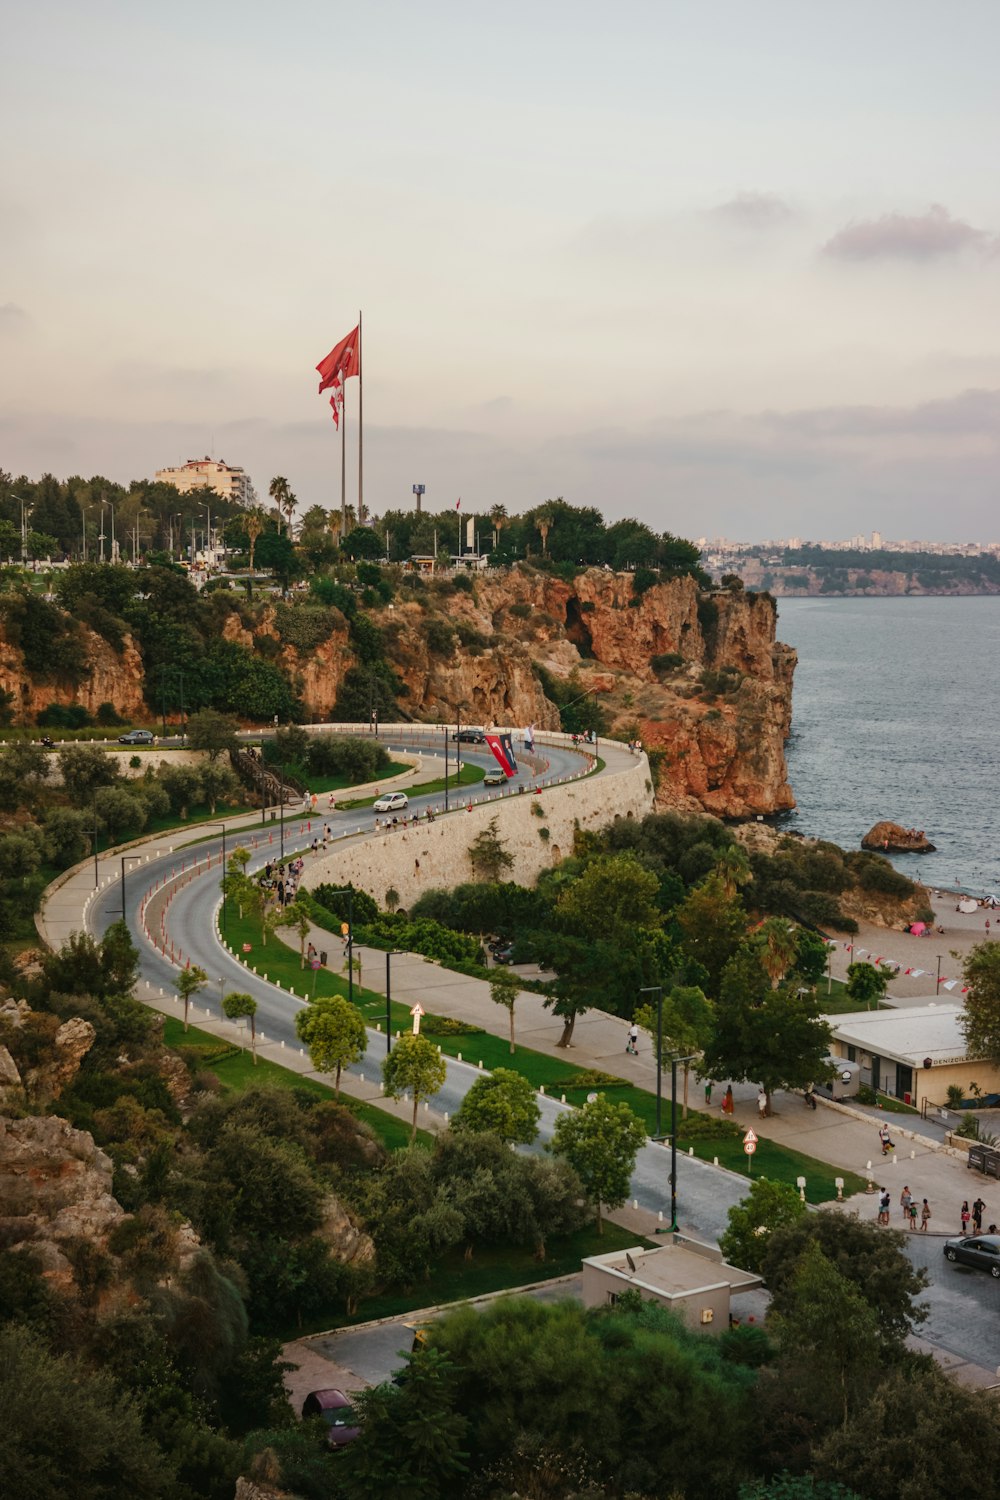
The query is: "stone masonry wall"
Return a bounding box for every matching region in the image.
[302,750,653,910]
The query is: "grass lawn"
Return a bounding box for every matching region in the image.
[222,915,868,1204]
[95,798,254,852]
[261,759,411,796]
[160,1015,423,1152]
[338,761,484,808]
[297,1219,654,1335]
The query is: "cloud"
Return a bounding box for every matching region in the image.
[709,192,792,229]
[822,204,992,261]
[0,302,32,336]
[760,386,1000,440]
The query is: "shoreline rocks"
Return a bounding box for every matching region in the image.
[861,820,936,854]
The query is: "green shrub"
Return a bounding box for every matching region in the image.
[274,604,341,652]
[651,652,684,674]
[452,573,474,593]
[425,618,456,656]
[508,603,531,619]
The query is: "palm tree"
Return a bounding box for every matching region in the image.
[282,487,298,537]
[535,505,555,557]
[490,503,508,552]
[713,846,751,900]
[244,507,264,589]
[757,916,799,987]
[268,476,290,532]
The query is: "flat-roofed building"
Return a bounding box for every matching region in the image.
[155,456,255,508]
[581,1236,761,1334]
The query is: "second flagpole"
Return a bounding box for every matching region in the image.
[357,309,364,525]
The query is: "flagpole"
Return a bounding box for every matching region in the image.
[340,385,347,542]
[357,309,364,525]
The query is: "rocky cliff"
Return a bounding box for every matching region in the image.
[0,567,796,818]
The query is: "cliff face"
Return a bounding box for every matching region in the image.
[391,570,796,818]
[0,567,796,819]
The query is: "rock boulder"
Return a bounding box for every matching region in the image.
[861,821,936,853]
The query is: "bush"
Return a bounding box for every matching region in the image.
[96,702,125,726]
[273,604,341,652]
[304,735,390,783]
[452,573,474,593]
[508,602,531,619]
[37,703,92,729]
[651,652,684,674]
[425,618,456,656]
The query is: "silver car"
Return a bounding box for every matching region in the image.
[943,1234,1000,1278]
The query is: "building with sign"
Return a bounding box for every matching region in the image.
[825,1002,1000,1107]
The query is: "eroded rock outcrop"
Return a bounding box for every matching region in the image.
[0,1114,125,1282]
[25,1016,96,1103]
[862,820,936,853]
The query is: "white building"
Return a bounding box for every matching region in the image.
[155,456,256,508]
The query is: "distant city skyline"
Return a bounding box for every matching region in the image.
[2,1,999,542]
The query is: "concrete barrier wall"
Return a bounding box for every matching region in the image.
[302,750,653,910]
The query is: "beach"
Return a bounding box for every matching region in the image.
[826,894,994,1002]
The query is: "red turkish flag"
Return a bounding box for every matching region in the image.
[316,325,360,395]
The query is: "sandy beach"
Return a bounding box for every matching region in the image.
[826,893,995,1003]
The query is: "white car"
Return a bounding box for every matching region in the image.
[373,791,409,813]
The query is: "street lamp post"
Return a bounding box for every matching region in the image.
[321,886,356,1006]
[443,723,450,812]
[667,1052,698,1233]
[119,853,145,920]
[205,822,228,931]
[639,986,664,1139]
[92,796,100,888]
[384,949,403,1056]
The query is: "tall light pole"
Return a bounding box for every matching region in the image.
[640,986,664,1140]
[205,822,228,930]
[120,853,145,920]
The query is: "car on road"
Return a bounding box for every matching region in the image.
[483,768,508,786]
[943,1234,1000,1278]
[118,729,155,745]
[302,1389,360,1448]
[373,791,408,813]
[452,728,486,743]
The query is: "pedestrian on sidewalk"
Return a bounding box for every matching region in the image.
[757,1089,767,1119]
[961,1200,971,1235]
[973,1197,986,1234]
[721,1085,734,1116]
[878,1189,891,1226]
[907,1199,918,1231]
[900,1186,912,1222]
[920,1198,932,1231]
[704,1079,713,1106]
[626,1024,639,1056]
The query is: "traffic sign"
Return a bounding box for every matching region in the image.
[743,1128,758,1146]
[410,1002,425,1035]
[744,1141,757,1156]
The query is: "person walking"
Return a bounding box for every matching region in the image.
[920,1198,932,1232]
[626,1024,639,1056]
[878,1189,891,1226]
[757,1089,767,1119]
[907,1199,918,1231]
[721,1085,734,1116]
[961,1200,971,1235]
[704,1079,713,1106]
[900,1186,912,1222]
[973,1197,986,1235]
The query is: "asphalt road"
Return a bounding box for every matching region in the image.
[86,732,997,1376]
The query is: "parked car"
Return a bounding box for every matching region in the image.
[489,938,516,965]
[483,768,508,786]
[943,1234,1000,1278]
[118,729,154,745]
[452,728,486,743]
[373,791,409,813]
[301,1389,360,1448]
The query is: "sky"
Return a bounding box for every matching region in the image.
[2,0,999,542]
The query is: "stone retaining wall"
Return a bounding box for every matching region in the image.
[302,752,653,909]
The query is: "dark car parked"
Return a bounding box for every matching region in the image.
[452,728,486,743]
[302,1389,360,1447]
[943,1234,1000,1278]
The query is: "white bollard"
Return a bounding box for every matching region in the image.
[539,1085,545,1095]
[280,1040,284,1048]
[457,1052,462,1062]
[561,1094,566,1104]
[713,1156,719,1167]
[632,1200,638,1210]
[658,1210,663,1222]
[478,1059,483,1069]
[689,1147,694,1157]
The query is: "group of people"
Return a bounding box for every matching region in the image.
[259,856,306,907]
[959,1197,995,1235]
[883,1186,933,1230]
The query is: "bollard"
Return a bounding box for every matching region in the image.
[561,1094,566,1104]
[632,1200,638,1211]
[478,1060,483,1069]
[280,1040,285,1048]
[360,1073,364,1083]
[457,1052,462,1062]
[539,1085,545,1095]
[713,1156,719,1167]
[689,1147,694,1156]
[376,1022,381,1032]
[658,1210,663,1222]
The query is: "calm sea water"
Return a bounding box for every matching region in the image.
[775,596,1000,897]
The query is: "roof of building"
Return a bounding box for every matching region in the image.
[584,1242,761,1299]
[826,1002,970,1066]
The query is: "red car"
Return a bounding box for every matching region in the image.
[302,1388,360,1448]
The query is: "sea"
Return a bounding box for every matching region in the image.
[775,596,1000,899]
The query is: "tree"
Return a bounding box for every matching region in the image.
[243,506,265,585]
[468,816,514,882]
[714,844,751,899]
[0,742,48,812]
[489,503,507,551]
[176,963,207,1033]
[0,1324,172,1500]
[338,1348,469,1500]
[199,759,239,815]
[381,1032,448,1142]
[960,940,1000,1058]
[556,851,662,940]
[756,916,800,987]
[763,1212,928,1347]
[451,1068,540,1145]
[636,983,714,1118]
[488,969,521,1053]
[844,959,889,1010]
[271,899,312,967]
[703,946,832,1113]
[719,1177,807,1274]
[534,504,555,557]
[268,475,290,532]
[223,990,259,1061]
[57,742,120,802]
[186,707,239,762]
[675,873,747,997]
[295,995,367,1098]
[551,1094,646,1233]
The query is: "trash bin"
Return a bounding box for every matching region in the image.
[320,951,327,967]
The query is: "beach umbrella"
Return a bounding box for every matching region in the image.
[910,922,926,935]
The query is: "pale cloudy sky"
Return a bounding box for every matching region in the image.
[2,0,999,541]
